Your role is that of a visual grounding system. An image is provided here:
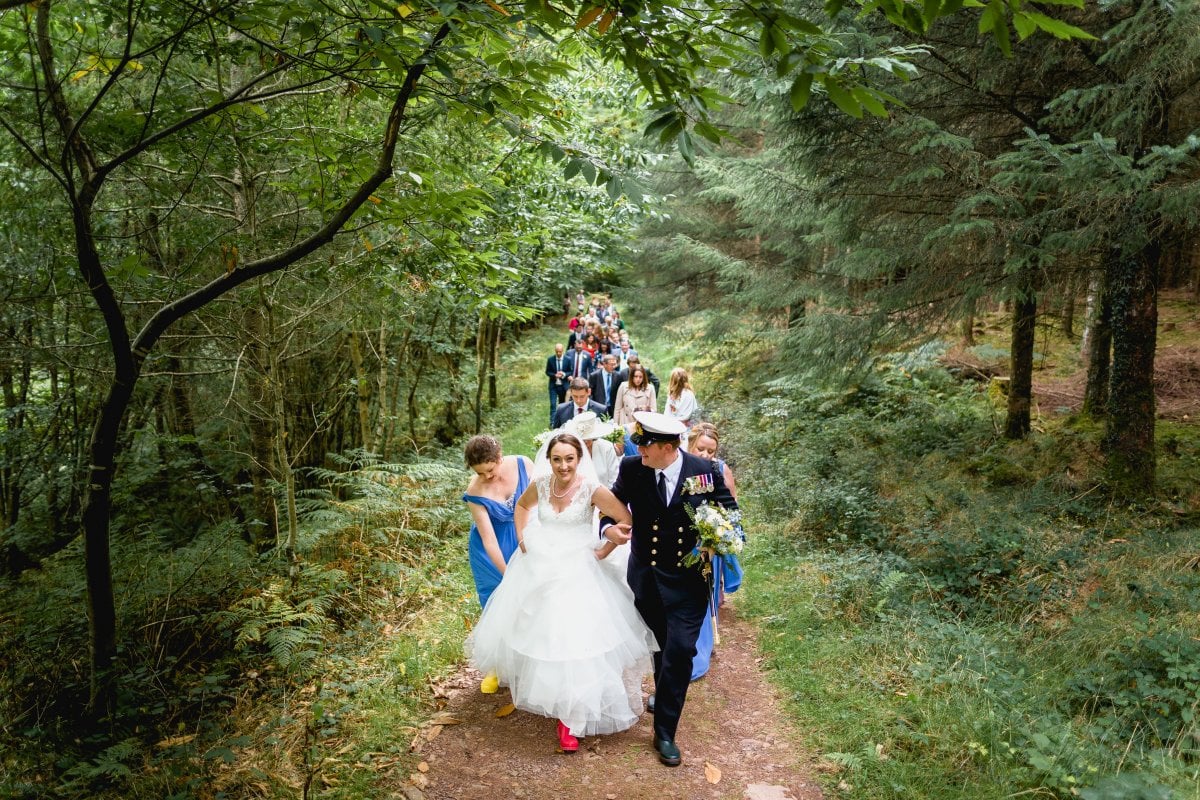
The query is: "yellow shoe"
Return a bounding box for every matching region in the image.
[480,672,499,694]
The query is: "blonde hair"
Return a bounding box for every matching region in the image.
[668,367,692,400]
[689,422,720,451]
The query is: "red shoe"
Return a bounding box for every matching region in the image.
[556,720,578,753]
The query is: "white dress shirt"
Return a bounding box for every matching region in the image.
[656,451,684,502]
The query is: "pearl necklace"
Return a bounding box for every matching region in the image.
[550,475,579,498]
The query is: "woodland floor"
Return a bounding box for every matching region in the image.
[1032,342,1200,421]
[943,291,1200,423]
[390,601,824,800]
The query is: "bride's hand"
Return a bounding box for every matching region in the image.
[604,523,632,545]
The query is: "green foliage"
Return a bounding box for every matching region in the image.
[1068,628,1200,754]
[679,321,1200,799]
[218,567,348,676]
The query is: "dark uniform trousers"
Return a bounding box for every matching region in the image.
[604,452,737,743]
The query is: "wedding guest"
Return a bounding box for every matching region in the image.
[588,353,620,417]
[684,422,743,680]
[619,354,659,395]
[461,435,533,694]
[613,363,657,425]
[552,377,607,428]
[616,339,637,370]
[610,310,626,332]
[563,338,592,381]
[582,332,599,358]
[468,433,656,753]
[687,423,736,498]
[664,368,698,429]
[544,343,568,427]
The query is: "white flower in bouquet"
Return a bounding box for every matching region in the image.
[683,502,745,570]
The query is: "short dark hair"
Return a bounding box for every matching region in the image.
[464,434,501,466]
[569,377,590,391]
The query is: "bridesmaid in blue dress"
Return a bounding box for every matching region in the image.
[462,435,533,692]
[686,423,743,680]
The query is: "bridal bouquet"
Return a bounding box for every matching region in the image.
[682,502,744,571]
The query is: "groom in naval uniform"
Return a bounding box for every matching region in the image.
[601,411,737,767]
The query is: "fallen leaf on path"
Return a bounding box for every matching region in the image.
[428,712,462,726]
[704,761,722,784]
[495,703,516,717]
[426,725,443,741]
[417,761,429,773]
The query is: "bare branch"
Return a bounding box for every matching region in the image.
[130,22,455,364]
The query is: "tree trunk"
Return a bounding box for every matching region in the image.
[1061,276,1076,340]
[488,319,501,409]
[373,320,390,456]
[474,315,487,434]
[271,347,300,565]
[1082,268,1112,417]
[1005,275,1038,440]
[437,319,464,445]
[32,0,451,711]
[350,329,372,452]
[1102,242,1159,496]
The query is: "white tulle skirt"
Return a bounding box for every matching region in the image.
[465,517,656,737]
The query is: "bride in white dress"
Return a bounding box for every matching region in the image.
[465,431,657,753]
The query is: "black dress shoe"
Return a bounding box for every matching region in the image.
[653,735,681,767]
[647,694,655,713]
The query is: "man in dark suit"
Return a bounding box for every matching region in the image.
[545,343,568,426]
[601,412,738,768]
[562,339,592,383]
[552,377,607,429]
[587,353,620,417]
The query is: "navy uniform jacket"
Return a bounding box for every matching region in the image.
[607,452,736,570]
[602,450,737,743]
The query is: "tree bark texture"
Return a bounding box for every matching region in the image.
[1082,268,1112,417]
[474,315,487,434]
[1102,243,1159,496]
[1005,282,1037,440]
[488,319,501,409]
[350,329,372,452]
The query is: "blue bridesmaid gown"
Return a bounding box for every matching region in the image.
[691,458,744,680]
[463,458,530,608]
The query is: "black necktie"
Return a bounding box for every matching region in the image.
[658,471,669,505]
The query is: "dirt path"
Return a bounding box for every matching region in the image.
[399,603,824,800]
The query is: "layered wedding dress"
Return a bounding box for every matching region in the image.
[465,466,657,737]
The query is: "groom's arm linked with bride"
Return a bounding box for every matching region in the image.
[599,413,737,768]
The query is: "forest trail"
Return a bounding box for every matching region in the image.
[392,603,824,800]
